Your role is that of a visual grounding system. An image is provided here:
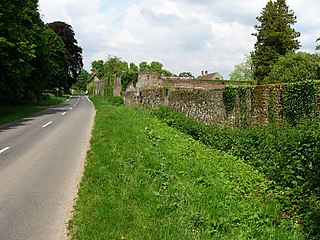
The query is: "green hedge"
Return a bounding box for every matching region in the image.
[153,106,320,239]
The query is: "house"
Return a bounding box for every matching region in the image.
[197,70,224,80]
[88,68,105,96]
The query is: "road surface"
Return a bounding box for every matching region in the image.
[0,95,95,240]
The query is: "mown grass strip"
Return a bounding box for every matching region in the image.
[68,97,304,239]
[0,95,69,126]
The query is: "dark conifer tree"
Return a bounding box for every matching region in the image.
[251,0,300,84]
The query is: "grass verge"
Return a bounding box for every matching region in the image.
[68,97,304,239]
[0,95,69,126]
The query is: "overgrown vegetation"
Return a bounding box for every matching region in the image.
[68,97,305,239]
[222,80,319,126]
[153,106,320,239]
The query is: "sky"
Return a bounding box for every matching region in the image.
[38,0,320,78]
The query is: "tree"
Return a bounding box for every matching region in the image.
[0,0,68,103]
[73,69,90,91]
[179,72,193,78]
[266,52,320,83]
[139,61,150,72]
[0,0,37,103]
[104,56,128,96]
[229,55,253,81]
[316,37,320,51]
[91,60,105,78]
[48,21,83,88]
[251,0,300,84]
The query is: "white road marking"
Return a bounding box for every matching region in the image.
[62,112,66,116]
[86,96,91,102]
[74,104,76,107]
[70,107,73,110]
[0,147,10,154]
[42,121,53,128]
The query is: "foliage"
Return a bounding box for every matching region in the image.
[154,106,320,238]
[229,55,253,81]
[68,98,305,239]
[139,61,173,76]
[223,86,237,116]
[0,0,68,103]
[251,0,300,84]
[48,21,83,88]
[179,72,194,78]
[282,81,318,125]
[121,71,138,91]
[266,52,320,84]
[73,69,90,91]
[238,86,248,127]
[91,60,105,78]
[104,55,128,96]
[316,37,320,51]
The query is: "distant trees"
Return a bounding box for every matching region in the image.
[79,57,174,92]
[0,0,69,103]
[229,55,253,81]
[48,21,83,88]
[179,72,193,78]
[317,37,320,51]
[251,0,300,84]
[73,69,90,91]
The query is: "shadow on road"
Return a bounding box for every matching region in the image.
[0,102,70,133]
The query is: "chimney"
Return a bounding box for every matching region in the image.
[93,67,97,75]
[201,71,204,76]
[205,70,208,75]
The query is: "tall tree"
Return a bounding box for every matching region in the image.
[316,37,320,51]
[48,21,83,88]
[251,0,300,84]
[0,0,37,103]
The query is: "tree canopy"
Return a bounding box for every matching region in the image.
[0,0,69,103]
[229,55,253,81]
[48,21,83,88]
[251,0,300,84]
[266,52,320,83]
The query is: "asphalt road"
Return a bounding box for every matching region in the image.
[0,95,95,240]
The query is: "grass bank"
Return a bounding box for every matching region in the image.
[68,97,304,239]
[0,95,69,126]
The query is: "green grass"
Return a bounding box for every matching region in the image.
[68,97,305,239]
[0,95,69,126]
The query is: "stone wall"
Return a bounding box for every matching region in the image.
[123,84,320,126]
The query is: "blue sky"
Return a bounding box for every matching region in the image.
[39,0,320,78]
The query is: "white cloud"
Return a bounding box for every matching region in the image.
[38,0,320,78]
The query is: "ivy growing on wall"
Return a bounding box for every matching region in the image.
[223,86,237,116]
[238,86,248,127]
[282,80,318,125]
[249,87,255,115]
[268,87,277,123]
